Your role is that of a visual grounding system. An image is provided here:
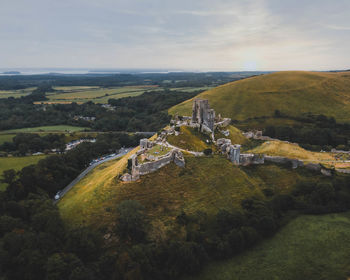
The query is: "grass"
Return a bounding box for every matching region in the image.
[249,140,334,162]
[184,212,350,280]
[0,87,36,99]
[0,155,47,190]
[58,152,319,236]
[169,71,350,123]
[0,125,89,134]
[167,126,214,152]
[1,85,211,104]
[248,140,350,169]
[0,134,14,145]
[215,125,248,145]
[146,144,172,157]
[33,85,161,104]
[58,147,140,225]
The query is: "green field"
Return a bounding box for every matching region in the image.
[0,134,14,145]
[170,71,350,123]
[0,87,36,99]
[0,85,160,103]
[2,85,212,104]
[0,125,89,134]
[184,212,350,280]
[0,155,47,190]
[45,86,161,104]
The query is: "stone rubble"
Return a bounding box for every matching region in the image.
[120,99,338,182]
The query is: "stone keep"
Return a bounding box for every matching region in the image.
[228,144,241,164]
[140,138,153,149]
[192,99,215,132]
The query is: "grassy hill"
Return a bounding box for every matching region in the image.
[58,150,322,238]
[184,212,350,280]
[169,71,350,123]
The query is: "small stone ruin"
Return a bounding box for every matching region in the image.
[121,139,185,182]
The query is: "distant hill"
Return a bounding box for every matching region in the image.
[169,71,350,123]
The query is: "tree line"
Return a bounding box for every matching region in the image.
[263,111,350,151]
[0,72,255,90]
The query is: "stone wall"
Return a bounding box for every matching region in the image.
[123,149,185,181]
[265,155,304,168]
[240,153,265,166]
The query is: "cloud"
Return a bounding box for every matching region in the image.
[0,0,349,70]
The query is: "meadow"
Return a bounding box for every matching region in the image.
[0,154,47,190]
[184,212,350,280]
[0,125,89,134]
[0,134,14,145]
[45,85,160,104]
[1,85,214,104]
[0,87,36,99]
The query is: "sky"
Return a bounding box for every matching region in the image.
[1,0,350,71]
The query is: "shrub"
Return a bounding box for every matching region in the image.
[203,148,212,156]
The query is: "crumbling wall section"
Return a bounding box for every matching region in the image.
[123,150,185,182]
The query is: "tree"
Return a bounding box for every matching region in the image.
[1,169,17,185]
[116,200,147,242]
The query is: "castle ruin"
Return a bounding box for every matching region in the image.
[192,99,215,133]
[121,139,185,182]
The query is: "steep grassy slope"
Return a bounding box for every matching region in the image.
[167,125,248,152]
[167,126,212,152]
[249,141,333,162]
[169,71,350,122]
[184,212,350,280]
[58,152,320,237]
[249,140,350,169]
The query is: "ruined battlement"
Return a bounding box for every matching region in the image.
[121,139,185,182]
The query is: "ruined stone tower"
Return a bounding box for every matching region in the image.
[192,99,215,132]
[228,144,241,165]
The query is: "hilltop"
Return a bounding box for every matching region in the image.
[169,71,350,123]
[56,95,350,279]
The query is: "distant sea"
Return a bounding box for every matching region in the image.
[0,68,182,76]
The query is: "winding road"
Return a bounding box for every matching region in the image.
[54,147,134,203]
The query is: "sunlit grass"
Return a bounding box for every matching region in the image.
[184,212,350,280]
[169,71,350,123]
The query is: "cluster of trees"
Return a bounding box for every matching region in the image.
[264,112,350,151]
[0,131,139,156]
[0,89,198,132]
[103,90,199,131]
[0,72,255,90]
[0,133,66,155]
[1,153,350,279]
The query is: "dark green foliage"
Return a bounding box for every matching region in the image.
[116,200,147,242]
[1,133,66,154]
[203,148,212,155]
[264,113,350,150]
[0,89,198,132]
